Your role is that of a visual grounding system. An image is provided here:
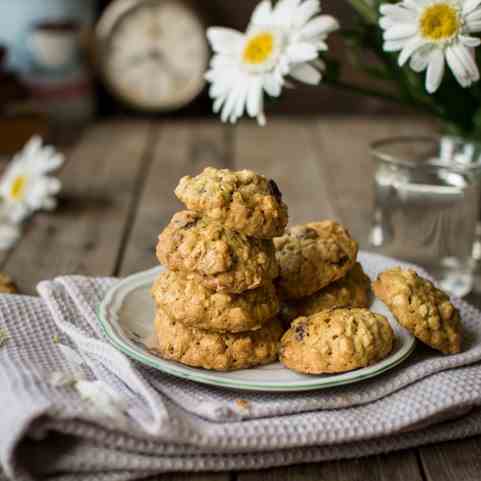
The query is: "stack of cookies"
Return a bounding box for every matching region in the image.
[151,167,288,371]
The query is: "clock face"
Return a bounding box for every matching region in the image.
[97,0,208,111]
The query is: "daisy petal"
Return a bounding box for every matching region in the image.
[410,49,431,72]
[207,28,244,54]
[263,74,283,97]
[300,15,339,39]
[403,0,429,11]
[383,23,418,41]
[383,39,407,52]
[289,62,322,84]
[454,44,480,81]
[287,42,318,63]
[232,82,248,123]
[465,8,481,22]
[463,0,481,15]
[460,35,481,47]
[445,44,479,87]
[293,0,321,28]
[380,17,395,30]
[273,0,302,25]
[247,77,263,118]
[213,94,227,114]
[22,136,43,159]
[398,36,425,66]
[220,89,238,123]
[466,20,481,31]
[446,54,470,86]
[426,49,445,93]
[379,4,417,22]
[250,0,273,27]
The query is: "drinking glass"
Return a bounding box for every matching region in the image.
[369,136,481,297]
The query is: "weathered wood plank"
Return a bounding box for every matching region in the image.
[234,119,337,226]
[150,473,230,481]
[1,121,153,294]
[118,120,230,276]
[238,450,423,481]
[419,437,481,481]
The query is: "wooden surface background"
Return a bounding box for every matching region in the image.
[3,116,480,480]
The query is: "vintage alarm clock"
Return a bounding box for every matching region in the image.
[96,0,209,111]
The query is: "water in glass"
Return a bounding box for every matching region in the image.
[370,137,481,297]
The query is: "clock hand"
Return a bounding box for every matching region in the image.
[122,50,160,70]
[150,49,188,83]
[125,52,150,68]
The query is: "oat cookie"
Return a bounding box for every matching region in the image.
[280,308,394,374]
[154,309,283,371]
[372,268,462,354]
[151,271,280,333]
[175,167,288,239]
[274,221,358,300]
[285,263,371,323]
[156,210,279,293]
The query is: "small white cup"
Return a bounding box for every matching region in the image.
[29,21,80,70]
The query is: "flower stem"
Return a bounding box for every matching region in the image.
[348,0,379,24]
[324,78,405,105]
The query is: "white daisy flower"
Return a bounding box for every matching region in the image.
[380,0,481,93]
[206,0,339,125]
[0,136,64,223]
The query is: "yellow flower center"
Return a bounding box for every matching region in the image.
[420,3,460,41]
[10,175,27,201]
[243,32,275,65]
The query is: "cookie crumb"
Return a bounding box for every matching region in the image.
[0,328,9,347]
[235,399,250,410]
[0,273,17,294]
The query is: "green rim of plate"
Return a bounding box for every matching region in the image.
[96,266,416,392]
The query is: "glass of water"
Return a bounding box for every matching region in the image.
[369,136,481,297]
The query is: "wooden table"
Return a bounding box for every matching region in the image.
[6,117,481,480]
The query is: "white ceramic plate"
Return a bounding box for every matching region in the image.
[97,266,416,392]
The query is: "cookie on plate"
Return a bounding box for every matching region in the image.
[372,267,462,354]
[152,271,280,333]
[280,308,394,374]
[156,210,279,293]
[154,309,283,371]
[274,221,358,300]
[285,262,371,322]
[175,167,288,239]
